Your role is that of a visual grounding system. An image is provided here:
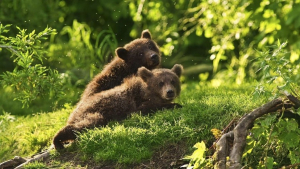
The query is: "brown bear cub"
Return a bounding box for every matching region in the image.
[82,29,161,98]
[53,64,183,149]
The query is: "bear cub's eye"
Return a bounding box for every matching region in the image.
[171,80,175,85]
[159,82,164,87]
[139,53,143,56]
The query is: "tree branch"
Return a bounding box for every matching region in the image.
[214,96,297,169]
[214,131,234,169]
[228,98,284,169]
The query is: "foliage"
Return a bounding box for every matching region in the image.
[187,41,300,168]
[243,114,300,168]
[2,0,300,82]
[184,112,300,168]
[244,41,300,168]
[254,41,300,99]
[2,0,300,108]
[129,0,300,83]
[0,22,117,109]
[0,24,62,107]
[48,20,118,80]
[182,141,212,169]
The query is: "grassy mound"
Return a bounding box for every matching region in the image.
[0,82,266,167]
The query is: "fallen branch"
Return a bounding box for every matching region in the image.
[214,131,234,169]
[214,95,298,169]
[0,149,51,169]
[15,151,50,169]
[0,156,26,168]
[209,118,238,150]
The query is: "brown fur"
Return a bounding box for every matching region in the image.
[82,29,161,99]
[53,64,183,149]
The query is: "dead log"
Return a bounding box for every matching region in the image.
[214,95,297,169]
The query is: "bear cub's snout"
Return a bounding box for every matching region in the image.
[166,89,175,98]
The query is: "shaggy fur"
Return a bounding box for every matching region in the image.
[53,64,183,149]
[82,29,161,99]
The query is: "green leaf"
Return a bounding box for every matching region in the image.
[265,157,274,169]
[183,141,207,169]
[204,28,213,38]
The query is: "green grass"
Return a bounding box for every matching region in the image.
[0,105,71,161]
[24,161,47,169]
[0,82,266,167]
[74,82,266,165]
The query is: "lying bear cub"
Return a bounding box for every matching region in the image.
[53,64,183,149]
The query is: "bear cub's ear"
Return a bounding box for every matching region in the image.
[171,64,183,77]
[141,29,152,39]
[138,67,153,82]
[116,47,129,61]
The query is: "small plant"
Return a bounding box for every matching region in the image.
[243,114,300,168]
[24,161,47,169]
[95,27,118,64]
[254,40,300,98]
[182,141,212,169]
[0,24,62,107]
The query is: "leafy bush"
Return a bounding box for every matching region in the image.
[0,22,118,109]
[245,41,300,168]
[0,24,62,107]
[254,41,300,98]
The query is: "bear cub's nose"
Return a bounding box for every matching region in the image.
[151,54,159,61]
[167,89,175,98]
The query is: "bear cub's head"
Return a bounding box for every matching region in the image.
[116,29,161,70]
[138,64,183,103]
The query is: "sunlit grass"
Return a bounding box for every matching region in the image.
[0,106,71,161]
[0,82,266,166]
[73,82,266,165]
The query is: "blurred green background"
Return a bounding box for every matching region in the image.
[1,0,300,112]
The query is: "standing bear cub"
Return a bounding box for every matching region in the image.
[82,29,161,98]
[53,64,183,149]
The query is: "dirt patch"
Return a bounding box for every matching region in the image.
[132,142,188,169]
[46,142,189,169]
